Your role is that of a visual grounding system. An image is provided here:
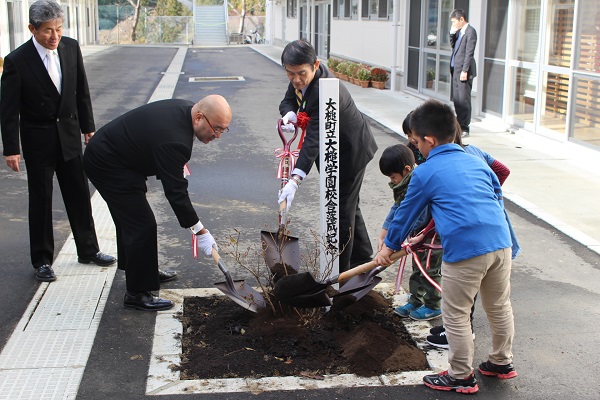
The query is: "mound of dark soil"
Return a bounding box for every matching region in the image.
[177,291,428,379]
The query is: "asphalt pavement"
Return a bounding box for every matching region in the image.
[0,44,599,399]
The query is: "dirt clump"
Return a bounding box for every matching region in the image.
[177,291,429,379]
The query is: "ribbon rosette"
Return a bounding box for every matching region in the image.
[296,112,310,150]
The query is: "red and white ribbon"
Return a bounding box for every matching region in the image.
[394,254,408,294]
[183,163,191,178]
[274,148,299,179]
[192,233,198,259]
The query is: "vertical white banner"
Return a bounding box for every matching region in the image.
[319,78,340,279]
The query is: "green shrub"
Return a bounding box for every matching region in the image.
[356,66,371,81]
[327,57,340,72]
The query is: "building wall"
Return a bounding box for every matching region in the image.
[330,20,399,69]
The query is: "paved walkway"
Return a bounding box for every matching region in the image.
[254,44,600,256]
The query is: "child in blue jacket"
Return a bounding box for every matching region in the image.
[374,100,517,394]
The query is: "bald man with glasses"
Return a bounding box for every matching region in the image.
[83,96,232,311]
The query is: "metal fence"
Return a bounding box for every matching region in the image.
[98,5,193,45]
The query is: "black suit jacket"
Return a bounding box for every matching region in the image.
[86,99,199,229]
[1,37,95,162]
[279,64,378,176]
[450,24,478,78]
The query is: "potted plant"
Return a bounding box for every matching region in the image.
[356,66,371,88]
[346,62,358,84]
[370,67,388,89]
[426,67,435,88]
[327,58,340,77]
[337,61,350,81]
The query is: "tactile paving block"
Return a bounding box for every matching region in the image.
[0,366,84,400]
[25,273,110,331]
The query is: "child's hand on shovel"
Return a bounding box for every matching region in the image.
[374,242,410,267]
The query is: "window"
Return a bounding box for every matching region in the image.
[334,0,358,19]
[361,0,392,19]
[287,0,297,18]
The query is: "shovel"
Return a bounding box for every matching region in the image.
[261,119,301,276]
[274,250,407,308]
[332,221,441,306]
[212,248,267,312]
[332,265,385,307]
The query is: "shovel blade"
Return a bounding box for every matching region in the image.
[273,271,333,308]
[332,276,382,308]
[214,279,267,313]
[260,230,301,274]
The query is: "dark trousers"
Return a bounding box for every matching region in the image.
[407,247,442,310]
[450,67,474,133]
[338,167,373,272]
[25,153,99,268]
[83,149,160,292]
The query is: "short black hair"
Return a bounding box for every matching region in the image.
[281,39,317,67]
[379,144,415,176]
[402,111,412,136]
[410,99,456,143]
[450,9,467,21]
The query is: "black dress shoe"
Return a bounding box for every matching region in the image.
[123,291,174,311]
[35,265,56,282]
[158,269,177,282]
[78,251,116,266]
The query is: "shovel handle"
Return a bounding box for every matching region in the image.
[211,247,227,274]
[279,199,287,214]
[337,249,407,283]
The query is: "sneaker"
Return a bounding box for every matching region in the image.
[478,361,518,379]
[430,324,445,335]
[423,370,479,394]
[409,305,442,321]
[393,302,418,318]
[427,331,477,349]
[427,331,449,349]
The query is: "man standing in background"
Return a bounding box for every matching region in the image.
[1,0,115,282]
[450,9,477,138]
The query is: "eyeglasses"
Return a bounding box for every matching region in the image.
[204,115,229,135]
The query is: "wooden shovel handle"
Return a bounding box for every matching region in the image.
[279,199,287,214]
[337,249,407,283]
[211,247,221,264]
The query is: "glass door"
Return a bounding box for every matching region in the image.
[507,0,574,140]
[314,2,330,59]
[537,0,574,137]
[569,0,600,148]
[421,0,454,98]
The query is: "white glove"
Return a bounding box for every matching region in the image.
[278,179,298,211]
[282,111,297,125]
[196,230,218,257]
[282,123,296,133]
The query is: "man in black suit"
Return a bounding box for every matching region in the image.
[278,39,378,273]
[449,9,477,138]
[83,96,232,311]
[0,0,115,282]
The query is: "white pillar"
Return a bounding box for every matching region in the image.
[319,78,340,280]
[390,0,400,91]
